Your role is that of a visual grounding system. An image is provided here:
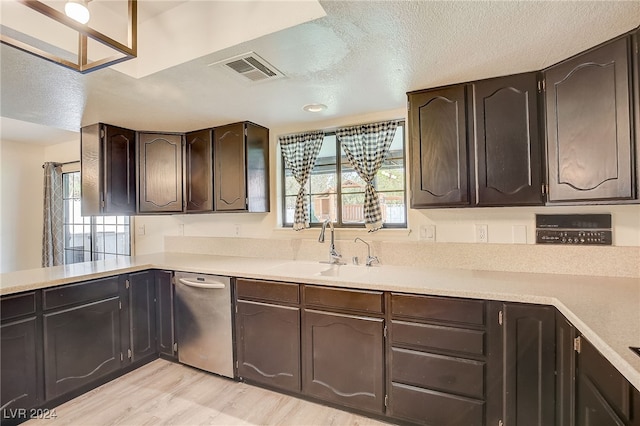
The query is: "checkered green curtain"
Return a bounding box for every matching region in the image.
[42,162,64,267]
[279,131,325,230]
[336,120,400,232]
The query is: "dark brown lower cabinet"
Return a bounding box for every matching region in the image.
[236,300,301,393]
[388,293,491,426]
[501,303,556,426]
[303,309,385,414]
[43,297,122,399]
[577,336,640,426]
[155,270,176,359]
[0,317,42,413]
[129,271,157,362]
[556,310,577,426]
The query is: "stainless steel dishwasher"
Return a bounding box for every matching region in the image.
[174,272,234,378]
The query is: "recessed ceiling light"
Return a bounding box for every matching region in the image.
[303,103,327,113]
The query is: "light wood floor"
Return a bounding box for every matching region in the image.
[26,359,392,426]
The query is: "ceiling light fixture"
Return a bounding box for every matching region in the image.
[0,0,137,73]
[65,0,91,25]
[303,103,327,113]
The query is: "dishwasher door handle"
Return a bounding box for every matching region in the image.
[178,278,226,289]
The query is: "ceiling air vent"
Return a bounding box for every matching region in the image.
[210,52,285,84]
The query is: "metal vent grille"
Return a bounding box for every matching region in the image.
[211,52,284,84]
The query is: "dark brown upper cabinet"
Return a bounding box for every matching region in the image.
[473,72,544,206]
[138,132,184,213]
[409,74,544,208]
[81,123,136,216]
[185,129,213,212]
[544,36,635,203]
[213,121,269,212]
[408,85,470,207]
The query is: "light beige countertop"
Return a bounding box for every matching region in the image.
[1,252,639,391]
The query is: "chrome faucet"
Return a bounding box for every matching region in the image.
[319,219,344,264]
[354,237,379,267]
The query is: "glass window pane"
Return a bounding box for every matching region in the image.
[311,194,337,223]
[72,199,82,223]
[281,122,406,228]
[341,193,365,224]
[309,171,337,195]
[379,191,406,224]
[316,135,337,164]
[104,216,116,225]
[341,167,367,193]
[83,225,92,250]
[284,172,300,197]
[376,162,405,192]
[284,196,297,224]
[388,125,404,153]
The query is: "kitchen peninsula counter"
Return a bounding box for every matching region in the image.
[1,252,639,391]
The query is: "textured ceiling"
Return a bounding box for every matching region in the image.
[2,1,640,145]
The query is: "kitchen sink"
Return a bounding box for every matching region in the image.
[266,261,369,280]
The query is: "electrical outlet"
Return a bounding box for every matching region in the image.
[234,224,241,236]
[475,224,488,243]
[420,225,436,242]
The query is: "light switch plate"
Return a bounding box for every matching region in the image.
[136,225,145,236]
[420,225,435,242]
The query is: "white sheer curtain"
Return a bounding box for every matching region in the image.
[279,131,325,230]
[42,162,64,267]
[336,120,400,232]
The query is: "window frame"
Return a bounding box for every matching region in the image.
[62,171,132,264]
[281,121,407,229]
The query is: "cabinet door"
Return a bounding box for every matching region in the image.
[1,317,42,411]
[155,270,176,358]
[556,311,577,426]
[104,125,137,214]
[474,73,543,206]
[502,303,556,426]
[545,36,633,202]
[214,123,247,211]
[236,300,300,393]
[303,309,385,414]
[138,133,184,213]
[129,271,157,362]
[81,124,136,216]
[409,85,469,207]
[44,297,121,399]
[185,129,213,212]
[245,123,270,212]
[577,336,635,426]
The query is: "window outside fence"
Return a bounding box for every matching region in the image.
[62,172,131,264]
[282,123,406,228]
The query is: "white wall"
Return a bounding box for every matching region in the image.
[135,108,640,255]
[0,140,45,272]
[0,138,80,273]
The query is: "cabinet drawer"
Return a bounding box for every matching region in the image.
[391,293,485,326]
[391,320,485,357]
[391,347,484,399]
[236,279,299,304]
[304,285,383,314]
[1,292,37,321]
[390,382,484,426]
[43,277,120,311]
